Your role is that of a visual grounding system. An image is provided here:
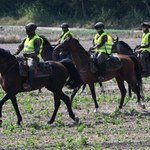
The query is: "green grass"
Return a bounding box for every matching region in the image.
[0,79,149,149]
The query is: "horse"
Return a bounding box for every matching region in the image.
[0,48,79,126]
[37,36,83,101]
[40,36,105,101]
[54,37,145,112]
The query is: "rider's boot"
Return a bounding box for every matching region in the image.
[23,70,34,90]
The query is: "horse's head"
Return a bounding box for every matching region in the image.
[0,48,16,61]
[54,37,73,54]
[112,38,134,55]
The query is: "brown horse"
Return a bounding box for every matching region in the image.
[54,37,145,112]
[0,48,79,126]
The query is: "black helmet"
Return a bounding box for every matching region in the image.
[61,23,69,28]
[94,22,104,29]
[25,23,37,31]
[141,22,150,28]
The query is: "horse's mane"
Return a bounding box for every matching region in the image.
[72,38,90,57]
[39,35,52,46]
[0,48,15,58]
[119,41,132,50]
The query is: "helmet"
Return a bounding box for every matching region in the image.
[25,23,37,31]
[94,22,104,29]
[141,22,150,28]
[61,23,69,28]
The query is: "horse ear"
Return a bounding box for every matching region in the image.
[113,35,119,42]
[115,36,119,42]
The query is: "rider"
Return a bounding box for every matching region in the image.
[14,23,43,90]
[53,23,73,60]
[136,22,150,72]
[89,22,113,81]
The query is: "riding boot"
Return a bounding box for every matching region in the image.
[98,63,106,82]
[23,70,34,90]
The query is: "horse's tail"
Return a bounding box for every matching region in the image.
[60,59,81,89]
[130,56,144,97]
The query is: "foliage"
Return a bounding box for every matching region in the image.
[0,0,150,28]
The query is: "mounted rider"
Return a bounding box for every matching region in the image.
[53,23,73,60]
[136,22,150,73]
[89,22,113,81]
[14,23,43,90]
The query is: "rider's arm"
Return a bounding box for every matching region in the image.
[89,35,107,53]
[34,38,42,56]
[14,39,25,55]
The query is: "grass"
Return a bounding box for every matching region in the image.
[0,79,149,149]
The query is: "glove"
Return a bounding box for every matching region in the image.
[88,47,94,53]
[135,45,141,49]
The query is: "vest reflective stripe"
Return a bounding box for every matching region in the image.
[60,31,73,43]
[94,32,112,54]
[23,35,43,58]
[140,32,150,52]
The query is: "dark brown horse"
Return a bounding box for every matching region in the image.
[0,48,79,126]
[40,36,105,100]
[54,37,145,112]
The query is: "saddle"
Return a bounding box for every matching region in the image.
[105,54,122,71]
[90,54,122,73]
[17,57,52,77]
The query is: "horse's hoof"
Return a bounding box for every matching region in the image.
[17,121,21,126]
[47,120,53,125]
[74,117,79,124]
[119,106,122,109]
[138,102,146,109]
[0,120,2,127]
[142,104,146,109]
[94,108,99,113]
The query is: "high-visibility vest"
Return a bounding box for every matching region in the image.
[23,34,43,58]
[60,31,73,43]
[140,32,150,52]
[94,32,113,54]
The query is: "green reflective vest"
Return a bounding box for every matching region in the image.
[94,32,113,54]
[60,31,73,43]
[23,34,43,58]
[140,32,150,52]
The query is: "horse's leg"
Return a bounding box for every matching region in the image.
[115,77,126,109]
[47,93,61,124]
[0,93,13,126]
[128,84,132,98]
[88,83,99,112]
[60,91,79,123]
[0,93,10,126]
[70,85,81,104]
[79,84,86,94]
[10,96,22,125]
[129,81,145,109]
[99,82,105,93]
